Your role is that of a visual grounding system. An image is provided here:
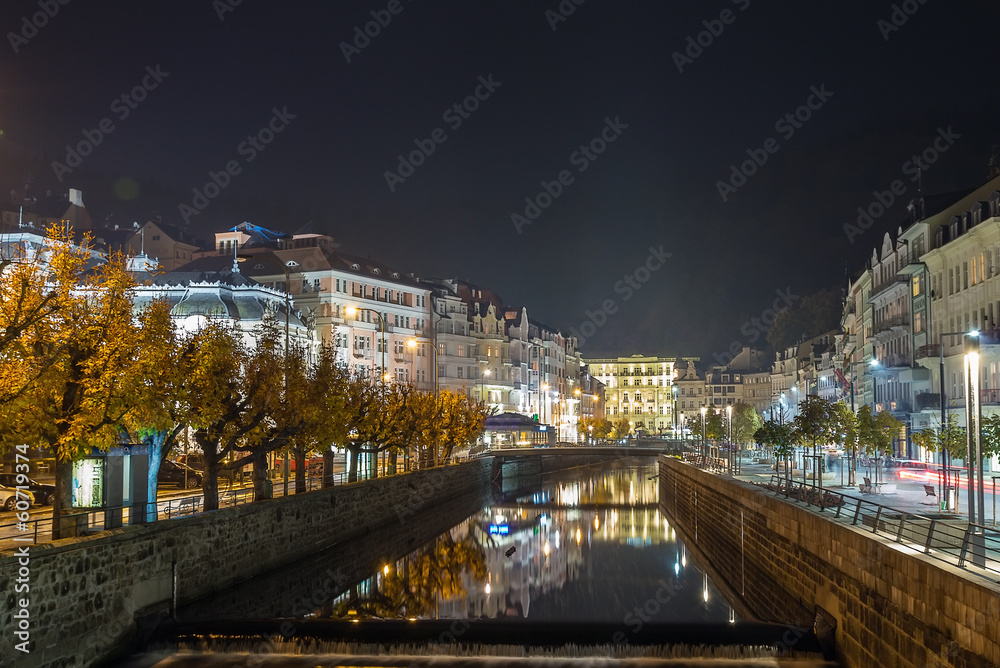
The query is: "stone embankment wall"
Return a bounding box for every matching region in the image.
[659,455,1000,668]
[0,459,493,668]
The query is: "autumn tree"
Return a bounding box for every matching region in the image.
[829,401,858,484]
[856,405,903,484]
[578,415,613,441]
[792,395,834,487]
[755,420,795,482]
[731,403,762,445]
[612,417,632,439]
[287,343,349,493]
[0,227,81,414]
[704,406,725,440]
[5,237,175,537]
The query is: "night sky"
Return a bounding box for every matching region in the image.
[2,0,999,361]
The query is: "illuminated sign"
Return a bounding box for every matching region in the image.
[489,524,510,535]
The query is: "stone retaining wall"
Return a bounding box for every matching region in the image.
[0,459,492,668]
[659,455,1000,667]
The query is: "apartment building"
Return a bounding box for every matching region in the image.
[584,355,681,436]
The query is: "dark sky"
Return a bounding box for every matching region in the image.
[2,0,999,362]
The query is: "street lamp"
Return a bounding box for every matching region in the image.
[939,331,972,511]
[480,369,491,403]
[726,404,733,474]
[672,384,678,439]
[964,332,986,567]
[700,406,707,462]
[346,306,386,385]
[541,383,550,425]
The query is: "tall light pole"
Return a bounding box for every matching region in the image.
[480,369,491,403]
[347,306,386,384]
[672,383,678,440]
[939,330,971,511]
[700,406,707,463]
[726,404,733,474]
[964,332,986,567]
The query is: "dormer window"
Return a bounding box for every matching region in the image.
[392,272,399,278]
[351,263,360,270]
[372,268,380,275]
[286,260,299,267]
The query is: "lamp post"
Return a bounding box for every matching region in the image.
[347,306,386,385]
[541,383,549,425]
[963,332,986,567]
[726,404,733,474]
[700,406,707,463]
[480,369,491,403]
[938,331,975,511]
[672,384,678,440]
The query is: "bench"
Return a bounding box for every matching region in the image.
[922,485,937,505]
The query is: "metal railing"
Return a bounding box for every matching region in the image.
[762,474,1000,580]
[0,465,414,546]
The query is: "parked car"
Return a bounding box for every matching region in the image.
[174,453,206,471]
[0,484,36,511]
[157,460,203,488]
[0,474,55,505]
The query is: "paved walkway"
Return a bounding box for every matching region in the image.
[687,457,1000,585]
[733,459,1000,522]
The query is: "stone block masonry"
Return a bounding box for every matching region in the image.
[659,455,1000,668]
[0,459,492,668]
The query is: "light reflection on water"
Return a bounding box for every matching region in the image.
[320,462,735,626]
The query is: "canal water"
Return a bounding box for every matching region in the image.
[123,459,832,666]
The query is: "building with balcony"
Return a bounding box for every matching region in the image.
[673,359,707,434]
[917,175,1000,453]
[583,354,687,437]
[181,223,433,384]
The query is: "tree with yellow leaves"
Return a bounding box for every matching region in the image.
[1,228,175,537]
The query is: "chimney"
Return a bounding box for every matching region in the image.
[68,189,85,207]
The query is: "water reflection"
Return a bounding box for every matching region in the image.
[320,463,734,625]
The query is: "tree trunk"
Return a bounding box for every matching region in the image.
[348,448,360,483]
[294,449,307,494]
[253,453,270,500]
[322,449,335,488]
[51,458,77,540]
[202,465,220,511]
[389,450,397,476]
